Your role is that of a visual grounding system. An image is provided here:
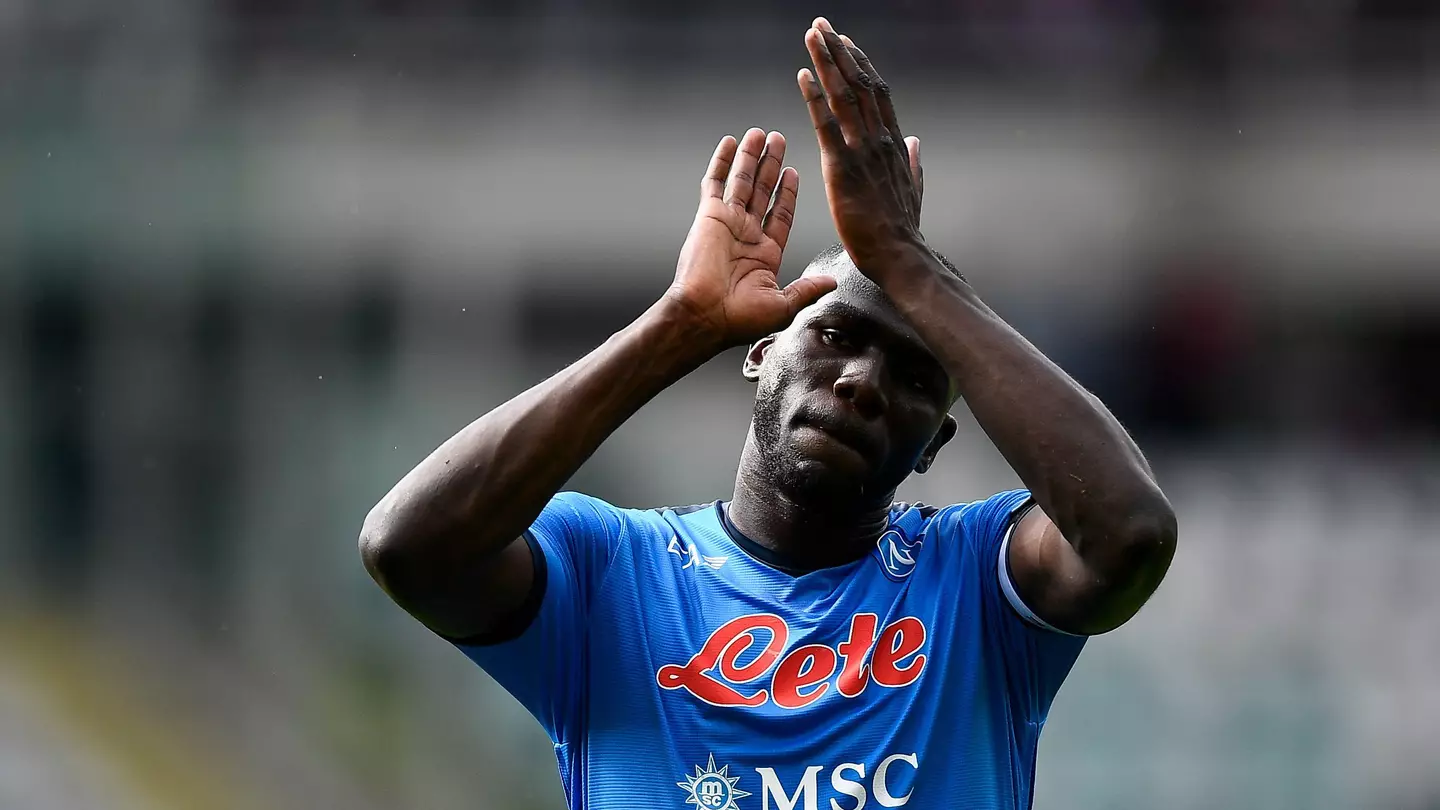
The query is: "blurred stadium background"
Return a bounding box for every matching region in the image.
[2,1,1438,808]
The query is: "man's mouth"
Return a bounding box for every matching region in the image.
[796,414,882,460]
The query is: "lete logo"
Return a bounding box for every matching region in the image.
[875,530,923,580]
[657,613,927,709]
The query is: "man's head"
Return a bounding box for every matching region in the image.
[741,245,959,508]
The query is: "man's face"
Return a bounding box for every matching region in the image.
[746,261,955,505]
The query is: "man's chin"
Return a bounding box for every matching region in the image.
[778,458,875,506]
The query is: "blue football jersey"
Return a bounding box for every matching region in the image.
[456,489,1087,810]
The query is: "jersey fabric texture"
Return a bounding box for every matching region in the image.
[455,490,1087,810]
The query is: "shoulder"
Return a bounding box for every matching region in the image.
[544,490,621,521]
[640,500,724,533]
[651,501,717,518]
[545,492,688,528]
[906,490,1032,544]
[531,493,685,565]
[544,494,723,552]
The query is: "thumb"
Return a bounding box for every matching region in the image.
[782,275,838,319]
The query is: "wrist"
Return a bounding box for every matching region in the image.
[646,292,731,364]
[856,232,938,284]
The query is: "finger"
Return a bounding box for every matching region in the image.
[782,274,839,319]
[805,27,865,145]
[701,136,738,201]
[843,39,901,143]
[762,166,800,250]
[798,68,844,152]
[723,128,767,210]
[906,136,923,206]
[747,131,786,217]
[817,26,882,139]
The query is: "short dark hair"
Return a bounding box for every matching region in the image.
[808,242,965,282]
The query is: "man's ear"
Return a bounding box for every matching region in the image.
[914,414,959,474]
[742,335,778,382]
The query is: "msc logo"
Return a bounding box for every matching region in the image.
[677,754,920,810]
[757,754,919,810]
[657,613,927,709]
[678,754,751,810]
[875,530,923,581]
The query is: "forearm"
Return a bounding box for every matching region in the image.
[796,18,1173,627]
[363,296,722,558]
[877,241,1168,548]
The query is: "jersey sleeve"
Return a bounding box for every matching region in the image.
[450,491,628,746]
[952,490,1088,725]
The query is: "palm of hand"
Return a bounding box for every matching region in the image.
[667,130,836,347]
[675,198,790,342]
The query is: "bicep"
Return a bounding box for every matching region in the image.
[1007,505,1155,635]
[451,494,628,742]
[373,534,540,643]
[437,535,542,643]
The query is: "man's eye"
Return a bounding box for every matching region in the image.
[819,329,852,348]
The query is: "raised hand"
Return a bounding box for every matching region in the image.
[799,19,925,272]
[666,128,838,347]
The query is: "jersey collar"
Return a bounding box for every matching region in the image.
[715,501,896,577]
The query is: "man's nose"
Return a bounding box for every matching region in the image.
[833,351,889,419]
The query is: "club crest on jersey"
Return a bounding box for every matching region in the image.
[874,529,923,581]
[677,754,750,810]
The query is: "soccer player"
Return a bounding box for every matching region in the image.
[361,18,1176,810]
